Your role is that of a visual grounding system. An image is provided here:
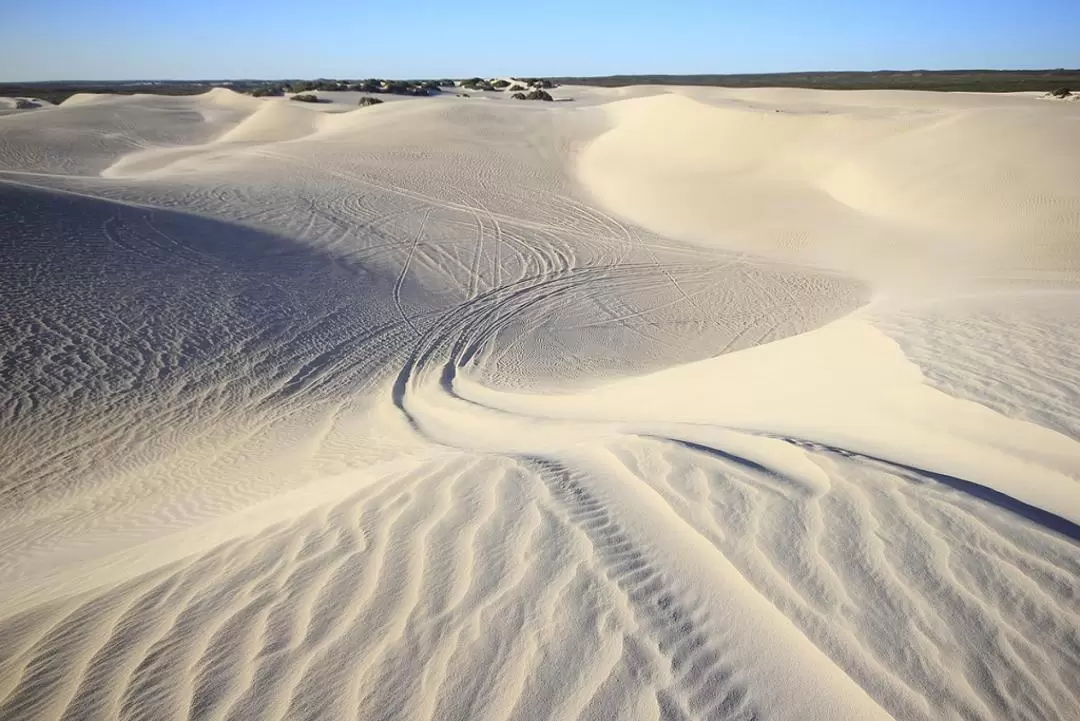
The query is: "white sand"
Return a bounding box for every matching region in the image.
[1,85,1078,721]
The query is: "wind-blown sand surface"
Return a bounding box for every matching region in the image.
[1,84,1078,721]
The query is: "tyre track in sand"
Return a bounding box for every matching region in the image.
[392,207,433,336]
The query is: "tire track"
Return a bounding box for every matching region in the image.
[393,207,432,336]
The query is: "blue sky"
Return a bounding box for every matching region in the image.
[3,0,1079,80]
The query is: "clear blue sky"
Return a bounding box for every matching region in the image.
[3,0,1079,81]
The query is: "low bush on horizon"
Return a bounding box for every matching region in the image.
[551,69,1080,93]
[512,89,553,101]
[289,93,320,103]
[516,78,555,89]
[460,77,494,91]
[8,70,1080,106]
[249,86,284,97]
[345,79,436,96]
[1050,87,1073,98]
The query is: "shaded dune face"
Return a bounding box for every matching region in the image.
[0,179,861,512]
[1,88,1079,721]
[0,184,390,510]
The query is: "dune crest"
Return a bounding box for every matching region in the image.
[580,91,1080,284]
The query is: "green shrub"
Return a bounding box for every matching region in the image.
[290,93,320,103]
[357,96,384,107]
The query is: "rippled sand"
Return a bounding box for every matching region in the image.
[1,85,1078,721]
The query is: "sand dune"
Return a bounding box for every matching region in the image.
[580,91,1080,284]
[1,85,1078,721]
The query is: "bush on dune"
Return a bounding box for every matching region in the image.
[350,79,381,92]
[284,78,437,98]
[357,96,384,107]
[289,93,321,103]
[1050,87,1073,98]
[517,78,556,89]
[249,86,284,97]
[512,89,553,101]
[461,77,493,91]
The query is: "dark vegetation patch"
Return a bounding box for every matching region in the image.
[9,70,1071,107]
[512,89,553,101]
[550,69,1080,93]
[0,78,446,105]
[0,81,230,105]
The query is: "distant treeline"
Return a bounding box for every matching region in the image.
[0,81,262,105]
[6,70,1079,105]
[0,78,456,105]
[551,69,1080,93]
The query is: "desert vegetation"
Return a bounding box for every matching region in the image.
[345,79,438,96]
[248,86,285,97]
[512,89,554,101]
[460,78,493,92]
[552,69,1080,93]
[6,70,1080,106]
